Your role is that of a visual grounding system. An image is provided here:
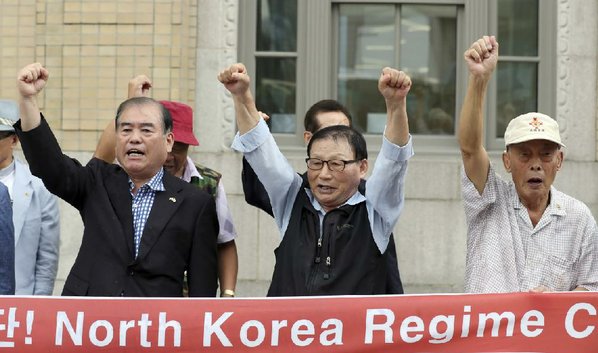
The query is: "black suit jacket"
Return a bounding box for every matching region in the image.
[16,117,219,297]
[241,157,404,294]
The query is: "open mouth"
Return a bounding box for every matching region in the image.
[126,149,145,157]
[527,177,543,186]
[318,185,335,193]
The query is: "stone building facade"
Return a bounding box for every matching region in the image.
[0,0,596,295]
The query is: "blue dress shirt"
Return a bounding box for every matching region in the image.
[231,118,414,253]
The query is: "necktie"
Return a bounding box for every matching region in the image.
[0,182,14,295]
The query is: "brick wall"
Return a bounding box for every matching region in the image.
[0,0,198,151]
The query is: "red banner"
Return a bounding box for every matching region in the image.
[0,292,597,352]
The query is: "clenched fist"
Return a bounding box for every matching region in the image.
[17,63,49,98]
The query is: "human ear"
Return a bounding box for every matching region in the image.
[166,132,174,153]
[303,131,312,144]
[556,150,564,171]
[359,159,368,178]
[502,151,511,173]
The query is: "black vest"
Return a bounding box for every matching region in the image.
[267,188,387,296]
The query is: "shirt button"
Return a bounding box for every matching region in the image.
[129,270,135,276]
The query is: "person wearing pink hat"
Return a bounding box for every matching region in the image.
[95,76,238,297]
[458,35,598,293]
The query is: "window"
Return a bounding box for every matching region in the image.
[485,0,556,149]
[255,0,298,134]
[495,0,539,139]
[337,4,458,136]
[238,0,556,151]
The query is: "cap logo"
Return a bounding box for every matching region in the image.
[528,117,544,132]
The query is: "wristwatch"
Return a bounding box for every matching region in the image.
[221,289,235,297]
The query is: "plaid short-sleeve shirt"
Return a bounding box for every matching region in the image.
[462,164,598,293]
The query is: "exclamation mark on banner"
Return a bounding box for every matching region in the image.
[24,311,33,345]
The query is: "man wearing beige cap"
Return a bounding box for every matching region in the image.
[0,99,59,295]
[458,35,598,293]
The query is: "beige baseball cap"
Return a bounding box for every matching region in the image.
[504,112,565,148]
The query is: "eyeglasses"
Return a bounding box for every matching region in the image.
[305,158,360,172]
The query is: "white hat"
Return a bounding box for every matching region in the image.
[0,100,18,132]
[504,112,565,148]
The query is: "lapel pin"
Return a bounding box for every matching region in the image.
[169,197,176,203]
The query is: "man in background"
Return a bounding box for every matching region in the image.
[0,100,60,295]
[0,181,14,295]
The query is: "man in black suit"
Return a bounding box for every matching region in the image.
[15,63,219,297]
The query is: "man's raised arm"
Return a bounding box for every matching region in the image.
[217,63,261,134]
[458,35,499,194]
[17,63,49,131]
[378,67,411,146]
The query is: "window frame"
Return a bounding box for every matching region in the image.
[486,0,556,150]
[331,0,465,152]
[238,0,557,153]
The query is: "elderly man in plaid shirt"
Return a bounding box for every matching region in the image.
[458,35,598,293]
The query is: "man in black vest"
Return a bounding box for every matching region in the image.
[220,63,414,295]
[242,99,405,294]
